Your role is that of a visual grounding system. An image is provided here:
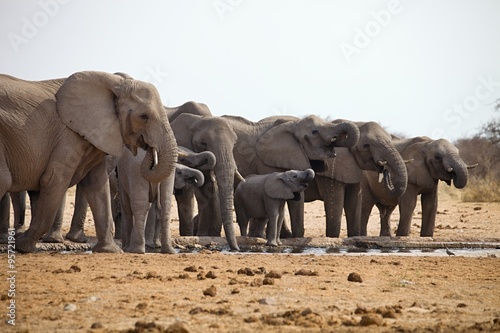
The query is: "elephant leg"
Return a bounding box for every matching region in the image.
[127,200,149,254]
[79,162,121,253]
[145,203,159,249]
[396,185,419,236]
[344,183,361,237]
[11,191,26,234]
[324,181,345,238]
[195,181,221,237]
[109,169,121,239]
[248,217,267,238]
[0,193,10,243]
[158,175,176,254]
[360,187,376,236]
[377,203,396,236]
[266,212,279,247]
[276,211,285,246]
[42,193,66,243]
[15,180,69,253]
[287,193,305,238]
[235,201,249,237]
[175,187,195,236]
[420,186,438,237]
[119,190,133,250]
[66,185,89,243]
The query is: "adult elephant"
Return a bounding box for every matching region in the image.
[170,114,243,250]
[304,121,408,237]
[361,136,474,237]
[223,114,360,238]
[0,71,178,253]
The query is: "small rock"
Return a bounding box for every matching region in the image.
[184,265,198,272]
[87,296,101,302]
[231,288,240,294]
[238,268,255,276]
[251,278,263,287]
[457,303,467,308]
[263,277,274,285]
[136,302,147,310]
[347,272,363,283]
[63,303,77,311]
[473,206,482,211]
[205,271,217,279]
[295,268,319,276]
[166,321,190,333]
[359,314,383,326]
[90,322,103,329]
[244,316,258,323]
[265,270,282,279]
[69,265,81,272]
[196,272,205,280]
[145,271,160,279]
[258,297,276,305]
[203,285,217,297]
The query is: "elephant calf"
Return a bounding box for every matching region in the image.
[235,169,315,246]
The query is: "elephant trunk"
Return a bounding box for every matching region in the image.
[140,123,178,184]
[445,154,468,189]
[331,121,360,148]
[214,150,239,251]
[378,144,408,197]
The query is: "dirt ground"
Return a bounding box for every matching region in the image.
[1,186,500,332]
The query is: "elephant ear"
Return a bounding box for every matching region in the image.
[256,123,311,170]
[56,71,125,157]
[264,173,295,200]
[403,142,434,189]
[170,113,202,149]
[319,148,363,183]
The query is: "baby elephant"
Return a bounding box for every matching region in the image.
[235,169,315,246]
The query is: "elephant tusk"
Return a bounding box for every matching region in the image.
[446,167,453,173]
[404,159,414,164]
[236,169,246,182]
[152,148,158,170]
[467,163,478,169]
[378,172,384,183]
[377,160,387,166]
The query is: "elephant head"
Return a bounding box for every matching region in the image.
[56,71,177,184]
[265,169,315,200]
[177,146,216,171]
[331,121,408,196]
[170,113,240,250]
[174,163,205,190]
[256,115,360,172]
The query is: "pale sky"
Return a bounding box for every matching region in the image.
[1,0,499,142]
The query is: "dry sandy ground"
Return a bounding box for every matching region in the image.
[1,186,499,332]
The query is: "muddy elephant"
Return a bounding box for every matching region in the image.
[235,169,315,246]
[0,71,178,253]
[361,136,475,237]
[304,121,408,237]
[223,114,360,238]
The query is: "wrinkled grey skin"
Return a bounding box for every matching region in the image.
[145,163,205,248]
[361,136,474,237]
[171,114,241,251]
[118,147,177,254]
[235,169,315,246]
[304,121,408,237]
[0,71,177,253]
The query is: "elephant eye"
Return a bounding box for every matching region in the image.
[200,141,208,148]
[139,114,149,122]
[312,129,319,135]
[434,154,442,161]
[363,143,370,149]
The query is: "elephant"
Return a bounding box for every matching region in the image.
[223,114,360,238]
[170,114,244,251]
[235,169,315,246]
[303,120,408,237]
[361,136,475,237]
[145,162,206,249]
[0,71,178,253]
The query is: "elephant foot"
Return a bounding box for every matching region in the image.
[279,228,293,239]
[92,241,123,253]
[125,244,146,254]
[43,231,64,243]
[266,241,278,247]
[15,225,26,234]
[15,234,37,253]
[66,229,88,243]
[160,245,176,254]
[146,241,161,249]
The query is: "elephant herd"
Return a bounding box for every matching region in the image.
[0,71,476,254]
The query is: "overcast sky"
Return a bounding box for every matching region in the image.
[1,0,499,142]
